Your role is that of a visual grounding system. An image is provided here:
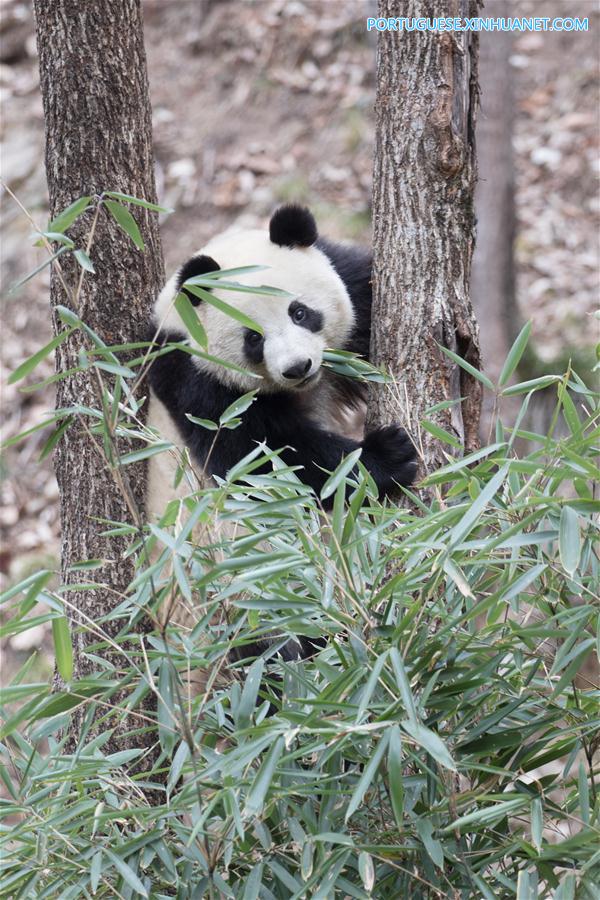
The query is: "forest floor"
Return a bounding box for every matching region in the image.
[0,0,598,677]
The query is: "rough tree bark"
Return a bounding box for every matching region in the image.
[33,0,164,756]
[471,11,517,438]
[369,0,482,478]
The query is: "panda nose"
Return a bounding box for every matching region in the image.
[282,358,312,380]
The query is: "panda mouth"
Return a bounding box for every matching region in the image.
[297,370,320,389]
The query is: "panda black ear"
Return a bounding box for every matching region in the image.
[269,204,318,248]
[176,255,220,306]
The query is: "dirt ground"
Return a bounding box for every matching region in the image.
[0,0,598,677]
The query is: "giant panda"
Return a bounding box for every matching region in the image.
[146,204,416,669]
[147,204,416,514]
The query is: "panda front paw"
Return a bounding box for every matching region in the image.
[362,424,418,496]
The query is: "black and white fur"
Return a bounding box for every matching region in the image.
[147,204,416,527]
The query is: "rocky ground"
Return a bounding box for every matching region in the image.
[0,0,598,674]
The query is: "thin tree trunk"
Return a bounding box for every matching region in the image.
[369,1,482,479]
[33,0,164,757]
[471,12,517,438]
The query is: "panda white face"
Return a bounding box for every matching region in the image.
[154,216,355,394]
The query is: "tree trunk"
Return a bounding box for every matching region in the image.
[33,0,164,757]
[471,10,517,439]
[369,1,482,479]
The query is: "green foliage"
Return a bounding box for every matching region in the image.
[1,196,598,898]
[2,371,598,898]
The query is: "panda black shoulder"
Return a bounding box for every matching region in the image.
[316,238,372,289]
[316,237,372,360]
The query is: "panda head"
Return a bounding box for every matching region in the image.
[154,205,355,393]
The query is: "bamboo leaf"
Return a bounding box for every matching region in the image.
[438,344,495,391]
[8,329,71,384]
[74,249,95,273]
[243,736,284,818]
[345,732,389,822]
[442,798,527,832]
[578,760,590,826]
[186,414,219,430]
[323,349,390,383]
[51,615,73,682]
[236,658,264,728]
[498,321,531,385]
[401,720,456,771]
[157,661,175,755]
[104,199,145,250]
[8,246,69,294]
[167,741,190,795]
[90,850,102,894]
[267,860,302,892]
[389,647,419,724]
[105,190,173,213]
[38,416,73,462]
[531,798,543,850]
[183,284,265,333]
[242,863,264,900]
[421,419,463,449]
[174,292,208,348]
[501,375,561,396]
[55,305,81,327]
[550,639,595,697]
[300,843,313,882]
[500,563,547,603]
[443,557,475,599]
[48,196,92,233]
[0,569,53,606]
[358,851,375,892]
[356,650,389,723]
[119,442,172,465]
[554,874,576,900]
[205,265,269,279]
[559,505,581,576]
[448,463,509,547]
[416,819,444,869]
[388,725,405,828]
[104,849,148,898]
[320,448,362,500]
[185,274,290,297]
[144,338,259,379]
[32,230,75,248]
[516,871,531,900]
[220,391,258,426]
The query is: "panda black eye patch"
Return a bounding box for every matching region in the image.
[288,300,323,333]
[243,328,265,364]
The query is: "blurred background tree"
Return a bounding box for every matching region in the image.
[471,4,518,438]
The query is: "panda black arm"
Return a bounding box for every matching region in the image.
[266,414,417,502]
[147,331,244,474]
[316,237,372,359]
